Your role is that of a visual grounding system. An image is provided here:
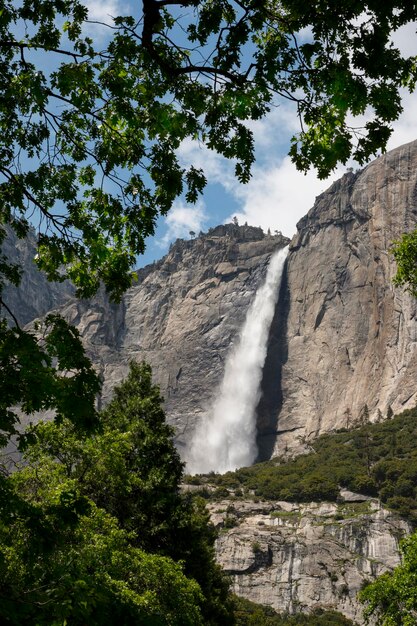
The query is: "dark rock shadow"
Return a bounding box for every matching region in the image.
[255,258,290,462]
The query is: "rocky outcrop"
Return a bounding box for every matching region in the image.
[56,225,289,454]
[273,140,417,455]
[210,498,410,623]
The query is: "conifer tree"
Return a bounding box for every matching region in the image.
[16,362,233,625]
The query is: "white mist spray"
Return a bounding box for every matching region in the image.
[187,245,288,474]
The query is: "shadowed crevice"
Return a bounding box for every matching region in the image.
[255,257,290,462]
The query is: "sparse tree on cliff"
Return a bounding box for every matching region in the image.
[360,404,370,426]
[344,407,353,429]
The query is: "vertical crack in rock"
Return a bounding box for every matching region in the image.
[255,257,290,462]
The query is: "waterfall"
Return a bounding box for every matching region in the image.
[187,245,288,474]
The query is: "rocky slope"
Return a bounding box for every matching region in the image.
[274,139,417,456]
[210,495,410,624]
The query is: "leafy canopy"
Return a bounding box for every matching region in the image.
[1,0,417,302]
[1,2,416,435]
[392,230,417,296]
[0,313,101,445]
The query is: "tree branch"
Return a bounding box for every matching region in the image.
[0,40,87,60]
[0,296,21,329]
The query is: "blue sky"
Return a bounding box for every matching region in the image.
[84,2,417,267]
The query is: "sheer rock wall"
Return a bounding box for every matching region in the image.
[274,140,417,456]
[6,141,417,460]
[210,497,410,623]
[2,227,74,325]
[57,226,289,455]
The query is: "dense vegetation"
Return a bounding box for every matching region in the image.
[233,596,355,625]
[191,407,417,524]
[0,363,233,625]
[1,360,364,625]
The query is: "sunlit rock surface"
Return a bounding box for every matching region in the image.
[274,139,417,455]
[210,498,410,623]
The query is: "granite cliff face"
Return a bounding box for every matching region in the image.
[59,140,417,461]
[273,139,417,456]
[2,227,74,325]
[210,496,410,623]
[56,225,289,456]
[7,140,417,461]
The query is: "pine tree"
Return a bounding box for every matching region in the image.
[22,362,234,625]
[344,407,353,429]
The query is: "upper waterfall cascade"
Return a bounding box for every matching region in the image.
[187,245,288,474]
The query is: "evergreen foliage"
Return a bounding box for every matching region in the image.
[200,408,417,524]
[233,596,355,625]
[0,362,233,625]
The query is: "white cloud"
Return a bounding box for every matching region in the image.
[177,138,236,189]
[83,0,125,39]
[227,158,346,236]
[177,110,346,238]
[245,101,301,154]
[390,21,417,58]
[388,89,417,151]
[158,200,208,248]
[176,61,417,241]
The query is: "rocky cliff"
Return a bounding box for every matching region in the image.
[55,224,289,456]
[1,227,74,326]
[273,139,417,456]
[54,140,417,461]
[6,140,417,462]
[210,496,410,623]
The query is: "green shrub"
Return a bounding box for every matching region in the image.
[232,595,355,625]
[202,407,417,525]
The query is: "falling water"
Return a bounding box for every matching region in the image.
[187,245,288,474]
